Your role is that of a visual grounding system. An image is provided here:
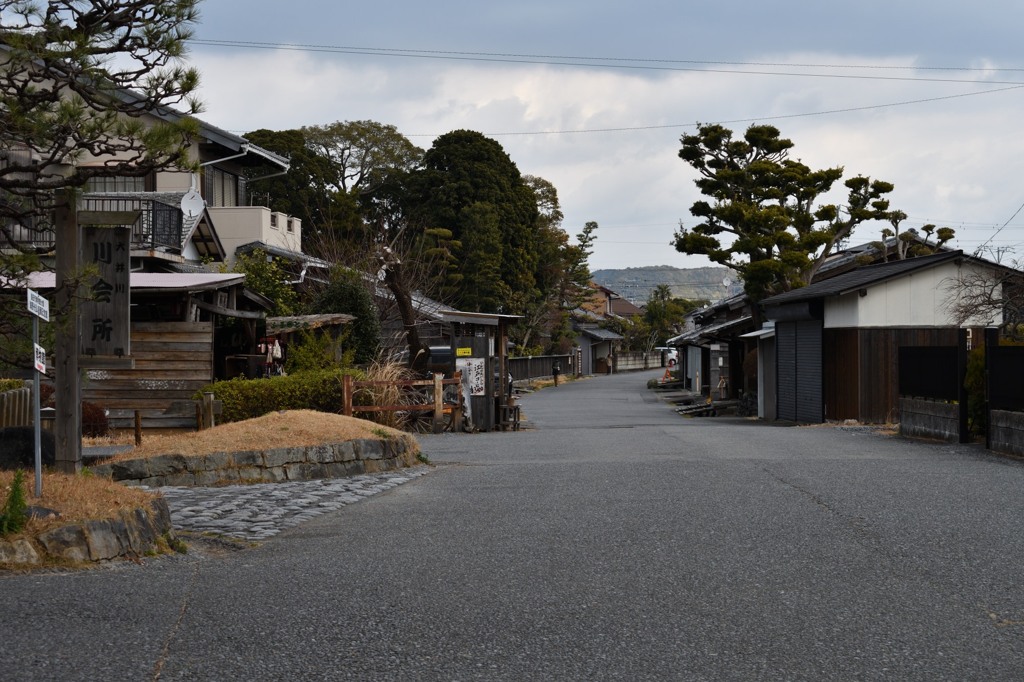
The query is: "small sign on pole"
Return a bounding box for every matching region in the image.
[27,288,49,321]
[26,289,48,498]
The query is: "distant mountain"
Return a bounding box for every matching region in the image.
[591,265,743,305]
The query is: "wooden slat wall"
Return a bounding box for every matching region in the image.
[824,328,859,421]
[83,320,213,423]
[857,327,959,424]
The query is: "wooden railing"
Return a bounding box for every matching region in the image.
[341,373,465,433]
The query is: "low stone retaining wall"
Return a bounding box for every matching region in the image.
[899,397,960,442]
[0,498,174,566]
[89,435,420,487]
[1,436,420,567]
[989,409,1024,457]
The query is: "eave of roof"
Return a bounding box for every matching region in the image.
[235,241,330,269]
[440,311,522,326]
[10,271,245,292]
[267,313,355,335]
[670,315,754,345]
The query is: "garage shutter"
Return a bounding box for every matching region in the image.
[775,320,823,423]
[777,322,797,421]
[795,320,823,422]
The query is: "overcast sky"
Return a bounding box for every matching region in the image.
[185,1,1024,273]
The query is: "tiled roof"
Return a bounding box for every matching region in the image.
[760,251,963,306]
[577,326,624,342]
[668,315,753,345]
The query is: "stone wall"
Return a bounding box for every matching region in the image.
[0,498,173,566]
[89,435,420,487]
[989,409,1024,457]
[899,397,960,442]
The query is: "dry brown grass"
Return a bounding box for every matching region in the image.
[111,409,407,461]
[0,470,157,539]
[1,410,407,545]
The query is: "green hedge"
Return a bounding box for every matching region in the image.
[0,379,25,393]
[197,369,365,424]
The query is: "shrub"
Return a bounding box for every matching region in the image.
[0,379,24,393]
[197,369,365,424]
[284,327,354,374]
[38,385,110,438]
[81,401,110,438]
[0,470,28,535]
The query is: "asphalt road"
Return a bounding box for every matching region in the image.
[3,369,1024,680]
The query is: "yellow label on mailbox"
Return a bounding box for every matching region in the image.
[456,347,473,357]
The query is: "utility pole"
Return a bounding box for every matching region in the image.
[53,189,81,473]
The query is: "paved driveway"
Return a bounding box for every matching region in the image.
[2,369,1023,680]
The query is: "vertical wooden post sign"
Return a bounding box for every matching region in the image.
[80,225,131,359]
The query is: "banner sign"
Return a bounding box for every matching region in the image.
[457,358,486,396]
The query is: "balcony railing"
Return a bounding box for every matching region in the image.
[3,196,184,254]
[80,197,183,253]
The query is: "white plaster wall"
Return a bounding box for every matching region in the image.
[210,206,302,264]
[823,260,1003,328]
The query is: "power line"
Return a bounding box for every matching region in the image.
[432,85,1023,138]
[190,39,1024,79]
[198,40,1024,138]
[191,38,1024,247]
[976,199,1024,252]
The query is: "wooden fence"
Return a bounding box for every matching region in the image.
[341,373,465,434]
[508,355,572,381]
[0,386,32,428]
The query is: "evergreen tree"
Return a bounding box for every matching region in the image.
[0,0,202,367]
[308,267,382,365]
[412,130,540,313]
[242,128,364,257]
[674,123,898,300]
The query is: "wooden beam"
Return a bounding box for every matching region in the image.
[193,299,266,319]
[79,355,136,369]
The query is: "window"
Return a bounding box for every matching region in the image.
[203,167,245,207]
[286,218,294,233]
[85,175,150,193]
[270,213,278,228]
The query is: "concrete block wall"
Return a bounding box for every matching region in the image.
[899,397,959,442]
[989,410,1024,457]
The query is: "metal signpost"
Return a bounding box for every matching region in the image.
[27,288,49,497]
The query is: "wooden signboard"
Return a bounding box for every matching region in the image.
[79,225,131,358]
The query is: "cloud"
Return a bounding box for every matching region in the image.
[190,42,1024,270]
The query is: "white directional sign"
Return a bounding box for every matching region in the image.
[27,288,49,321]
[33,343,46,373]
